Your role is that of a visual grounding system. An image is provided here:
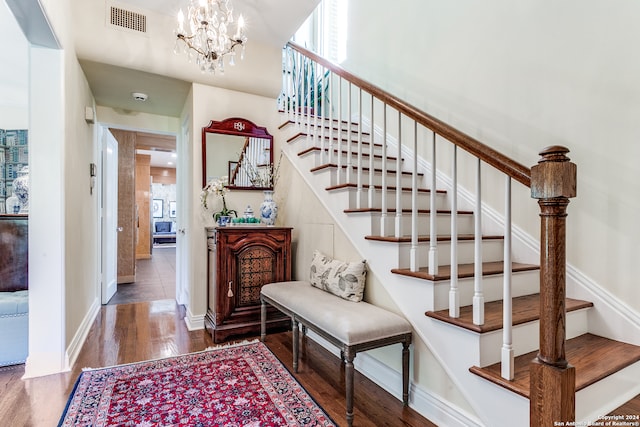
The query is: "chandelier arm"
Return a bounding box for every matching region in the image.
[177,34,209,58]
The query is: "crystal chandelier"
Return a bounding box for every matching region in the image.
[175,0,247,74]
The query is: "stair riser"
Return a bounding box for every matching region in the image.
[431,270,540,311]
[300,149,401,171]
[318,168,425,188]
[333,187,449,211]
[394,239,505,269]
[318,151,401,171]
[370,212,475,236]
[282,118,365,134]
[576,362,640,424]
[288,133,374,148]
[477,309,590,367]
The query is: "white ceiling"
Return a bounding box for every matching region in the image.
[2,0,319,165]
[75,0,319,118]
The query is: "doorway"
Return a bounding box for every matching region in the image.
[102,128,179,306]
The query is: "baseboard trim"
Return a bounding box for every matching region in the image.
[305,330,482,427]
[66,298,101,369]
[184,307,204,331]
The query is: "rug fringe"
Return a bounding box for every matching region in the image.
[205,338,259,351]
[80,339,262,372]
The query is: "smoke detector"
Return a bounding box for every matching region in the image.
[132,92,148,102]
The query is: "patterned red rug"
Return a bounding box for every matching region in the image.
[58,341,335,426]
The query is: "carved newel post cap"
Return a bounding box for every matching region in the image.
[531,145,577,199]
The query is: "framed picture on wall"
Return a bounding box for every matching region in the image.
[169,201,176,218]
[152,199,163,218]
[228,161,238,180]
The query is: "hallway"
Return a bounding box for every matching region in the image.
[108,246,176,305]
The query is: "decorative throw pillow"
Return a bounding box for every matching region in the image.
[309,250,367,302]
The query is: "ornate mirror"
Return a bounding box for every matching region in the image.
[202,117,274,190]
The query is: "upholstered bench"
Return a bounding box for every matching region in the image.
[0,290,29,366]
[260,280,412,426]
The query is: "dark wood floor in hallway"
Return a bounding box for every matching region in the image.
[108,245,177,305]
[0,247,435,426]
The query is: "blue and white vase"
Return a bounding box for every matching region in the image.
[13,166,29,214]
[259,190,278,225]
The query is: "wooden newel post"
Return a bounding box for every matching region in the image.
[529,146,577,427]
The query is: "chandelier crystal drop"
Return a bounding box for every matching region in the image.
[174,0,247,75]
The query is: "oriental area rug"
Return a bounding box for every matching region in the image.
[58,341,336,426]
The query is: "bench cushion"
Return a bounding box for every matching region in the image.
[261,281,411,346]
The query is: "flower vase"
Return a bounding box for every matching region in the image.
[259,190,277,225]
[217,215,231,227]
[13,166,29,214]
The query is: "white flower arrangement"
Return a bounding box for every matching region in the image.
[201,176,237,220]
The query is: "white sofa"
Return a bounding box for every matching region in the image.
[0,290,28,366]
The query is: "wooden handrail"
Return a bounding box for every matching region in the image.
[287,41,532,187]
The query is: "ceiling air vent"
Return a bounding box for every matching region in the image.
[110,6,147,33]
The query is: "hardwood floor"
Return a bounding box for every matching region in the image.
[0,249,435,426]
[108,246,176,305]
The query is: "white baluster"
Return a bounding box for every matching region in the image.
[319,65,326,165]
[394,111,402,238]
[380,104,389,237]
[314,62,319,153]
[410,122,419,272]
[449,146,459,318]
[356,88,363,209]
[336,77,343,185]
[294,51,301,127]
[327,71,333,166]
[368,94,375,208]
[346,82,353,183]
[428,132,438,276]
[306,59,312,142]
[473,158,484,325]
[501,176,514,380]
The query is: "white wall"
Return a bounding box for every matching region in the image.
[0,1,28,129]
[185,84,283,326]
[341,0,640,312]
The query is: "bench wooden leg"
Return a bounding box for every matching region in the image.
[402,340,410,405]
[345,348,355,427]
[260,299,267,342]
[292,318,299,373]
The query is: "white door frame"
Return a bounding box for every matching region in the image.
[176,116,190,305]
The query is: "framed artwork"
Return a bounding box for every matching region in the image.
[228,161,238,180]
[152,199,163,218]
[169,201,177,218]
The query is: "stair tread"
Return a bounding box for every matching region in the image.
[279,117,364,131]
[426,293,593,333]
[469,333,640,398]
[346,208,473,214]
[326,182,444,193]
[365,233,503,243]
[392,261,539,281]
[311,163,423,176]
[298,146,400,161]
[287,132,377,145]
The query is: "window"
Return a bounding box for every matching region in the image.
[293,0,348,64]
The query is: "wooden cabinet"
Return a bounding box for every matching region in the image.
[205,226,292,343]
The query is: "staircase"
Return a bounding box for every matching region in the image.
[278,42,640,427]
